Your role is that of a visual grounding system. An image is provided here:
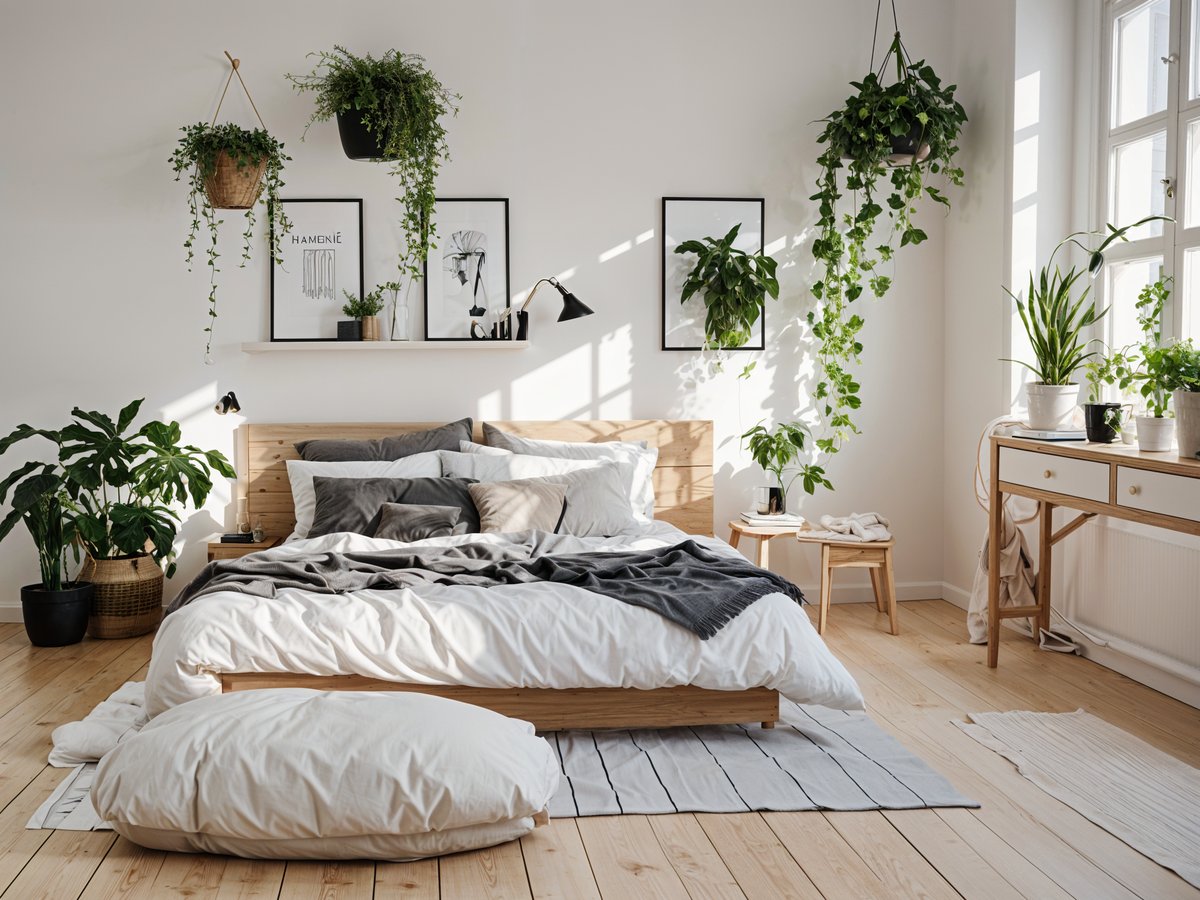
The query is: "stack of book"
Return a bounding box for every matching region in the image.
[740,511,805,528]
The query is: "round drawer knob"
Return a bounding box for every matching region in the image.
[1043,469,1053,479]
[1128,485,1140,496]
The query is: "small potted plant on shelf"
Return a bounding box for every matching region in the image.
[287,47,459,278]
[741,422,830,515]
[1126,275,1176,451]
[0,454,91,646]
[341,289,386,341]
[675,223,779,374]
[1161,340,1200,459]
[0,400,236,638]
[1004,216,1166,431]
[170,121,290,361]
[1082,347,1134,443]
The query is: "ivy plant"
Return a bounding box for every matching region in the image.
[287,47,459,279]
[675,224,779,357]
[169,122,290,360]
[742,421,831,509]
[809,32,966,462]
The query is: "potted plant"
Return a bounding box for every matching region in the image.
[0,455,91,646]
[170,122,290,361]
[287,47,459,279]
[1082,347,1134,443]
[1121,275,1176,451]
[741,422,831,514]
[809,30,966,466]
[341,289,387,341]
[675,224,779,364]
[1161,340,1200,458]
[0,400,236,638]
[1003,216,1166,431]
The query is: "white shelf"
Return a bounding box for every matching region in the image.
[242,340,528,353]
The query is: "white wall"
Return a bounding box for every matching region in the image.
[0,0,957,615]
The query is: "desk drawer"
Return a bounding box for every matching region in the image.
[1116,467,1200,524]
[999,447,1109,502]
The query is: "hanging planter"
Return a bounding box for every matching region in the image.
[798,3,967,491]
[170,52,290,362]
[288,47,459,283]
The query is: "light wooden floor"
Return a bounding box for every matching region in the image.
[0,600,1197,899]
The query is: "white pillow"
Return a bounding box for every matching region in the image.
[458,440,510,456]
[92,689,560,861]
[439,451,638,537]
[285,453,442,539]
[481,427,658,519]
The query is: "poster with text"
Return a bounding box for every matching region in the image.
[271,199,364,341]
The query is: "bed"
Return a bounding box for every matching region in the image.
[144,420,863,728]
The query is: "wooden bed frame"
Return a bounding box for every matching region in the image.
[226,419,779,731]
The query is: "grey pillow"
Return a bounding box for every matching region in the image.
[374,504,468,542]
[309,476,481,537]
[296,418,473,462]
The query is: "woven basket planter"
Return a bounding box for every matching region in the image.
[79,554,164,639]
[202,150,267,210]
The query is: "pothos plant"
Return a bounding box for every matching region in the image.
[808,31,966,463]
[287,47,459,281]
[741,421,831,510]
[675,223,779,364]
[170,122,290,360]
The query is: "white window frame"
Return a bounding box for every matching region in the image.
[1098,0,1198,342]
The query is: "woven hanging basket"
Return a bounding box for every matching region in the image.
[79,554,164,639]
[202,150,267,210]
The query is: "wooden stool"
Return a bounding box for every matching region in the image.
[795,533,898,636]
[727,520,801,569]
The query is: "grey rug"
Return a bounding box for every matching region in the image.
[546,699,977,816]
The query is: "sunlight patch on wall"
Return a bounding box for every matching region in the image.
[1013,71,1040,132]
[599,240,632,263]
[476,389,503,422]
[510,343,592,419]
[1012,136,1039,203]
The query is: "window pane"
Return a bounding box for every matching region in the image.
[1106,257,1164,351]
[1193,0,1200,99]
[1187,118,1200,227]
[1110,131,1167,239]
[1185,247,1200,339]
[1113,0,1170,127]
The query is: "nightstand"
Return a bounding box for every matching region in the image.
[727,520,801,568]
[207,536,282,561]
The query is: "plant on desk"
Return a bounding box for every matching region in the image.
[1082,347,1135,443]
[742,421,830,515]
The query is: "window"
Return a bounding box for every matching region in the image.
[1100,0,1200,342]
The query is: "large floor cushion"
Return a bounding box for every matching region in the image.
[91,689,560,860]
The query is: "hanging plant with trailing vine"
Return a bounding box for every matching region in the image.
[287,47,459,281]
[806,17,966,469]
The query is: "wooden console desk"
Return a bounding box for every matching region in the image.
[987,435,1200,667]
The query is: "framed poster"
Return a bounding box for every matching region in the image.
[423,198,510,340]
[270,199,364,341]
[662,197,765,351]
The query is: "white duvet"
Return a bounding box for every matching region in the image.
[146,522,864,718]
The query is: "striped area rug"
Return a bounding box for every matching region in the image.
[545,699,977,816]
[959,709,1200,889]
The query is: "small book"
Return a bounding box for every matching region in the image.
[219,533,256,543]
[1011,428,1087,442]
[741,511,805,526]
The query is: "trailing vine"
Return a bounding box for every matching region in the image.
[287,47,460,280]
[169,122,290,360]
[805,29,966,467]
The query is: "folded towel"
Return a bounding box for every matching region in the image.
[804,512,892,543]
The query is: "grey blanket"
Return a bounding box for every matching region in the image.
[168,540,803,640]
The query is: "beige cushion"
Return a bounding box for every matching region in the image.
[469,478,568,533]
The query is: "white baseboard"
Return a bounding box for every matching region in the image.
[0,602,21,624]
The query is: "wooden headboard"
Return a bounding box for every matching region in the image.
[242,420,714,536]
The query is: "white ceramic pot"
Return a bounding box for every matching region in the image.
[1174,390,1200,460]
[1135,415,1176,452]
[1025,383,1080,431]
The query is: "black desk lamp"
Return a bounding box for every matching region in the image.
[471,276,593,340]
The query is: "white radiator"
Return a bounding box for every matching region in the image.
[1058,517,1200,691]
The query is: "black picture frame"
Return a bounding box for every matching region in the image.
[661,196,766,352]
[423,198,512,341]
[270,198,365,342]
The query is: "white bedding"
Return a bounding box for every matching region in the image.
[146,522,864,718]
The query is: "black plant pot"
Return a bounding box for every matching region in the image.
[1084,402,1122,443]
[337,320,362,341]
[335,110,392,161]
[21,582,93,647]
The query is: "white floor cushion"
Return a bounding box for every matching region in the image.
[91,689,560,861]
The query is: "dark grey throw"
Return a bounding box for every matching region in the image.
[168,540,803,640]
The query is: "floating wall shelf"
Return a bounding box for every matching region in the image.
[241,340,528,353]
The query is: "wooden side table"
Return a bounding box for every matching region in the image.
[795,533,898,636]
[727,520,801,568]
[207,536,282,562]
